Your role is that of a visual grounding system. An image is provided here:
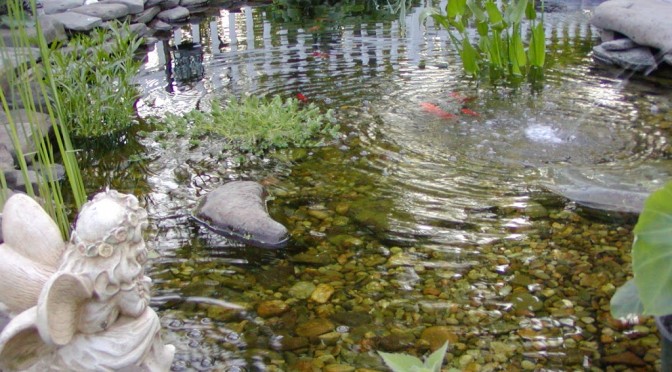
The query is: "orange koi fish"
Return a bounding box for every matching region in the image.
[297,93,308,103]
[311,51,329,58]
[420,102,456,119]
[460,108,479,117]
[449,91,477,103]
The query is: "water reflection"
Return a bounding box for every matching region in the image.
[127,1,672,370]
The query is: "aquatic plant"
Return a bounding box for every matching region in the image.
[47,21,143,138]
[377,342,456,372]
[0,0,86,237]
[426,0,546,83]
[611,181,672,317]
[159,95,340,156]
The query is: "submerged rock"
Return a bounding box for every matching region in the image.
[592,44,657,72]
[192,181,289,249]
[543,163,672,214]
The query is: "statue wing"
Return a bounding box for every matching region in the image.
[0,307,53,371]
[36,273,93,346]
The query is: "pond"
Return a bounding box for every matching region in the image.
[84,1,672,370]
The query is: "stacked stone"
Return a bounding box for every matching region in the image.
[591,0,672,73]
[40,0,207,36]
[0,0,258,205]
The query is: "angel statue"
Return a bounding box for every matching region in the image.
[0,189,175,371]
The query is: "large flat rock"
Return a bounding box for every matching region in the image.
[192,181,289,249]
[591,0,672,54]
[0,110,53,161]
[70,3,130,21]
[543,163,672,214]
[47,11,102,31]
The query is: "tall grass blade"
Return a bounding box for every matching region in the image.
[0,0,86,237]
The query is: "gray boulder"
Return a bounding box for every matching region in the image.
[543,163,672,214]
[592,0,672,54]
[592,44,657,72]
[46,11,102,31]
[192,181,289,249]
[0,109,53,162]
[42,0,85,15]
[591,0,672,70]
[157,6,189,23]
[0,144,13,172]
[70,3,130,21]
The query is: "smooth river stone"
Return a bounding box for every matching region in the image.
[192,181,289,249]
[591,0,672,55]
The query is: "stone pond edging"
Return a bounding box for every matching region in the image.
[0,0,269,212]
[590,0,672,73]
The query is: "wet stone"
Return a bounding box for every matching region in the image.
[602,351,646,366]
[289,281,317,300]
[323,364,355,372]
[46,11,103,32]
[156,6,189,23]
[102,0,144,14]
[0,145,13,172]
[192,181,289,249]
[295,318,335,337]
[257,300,290,318]
[592,44,657,72]
[133,5,161,23]
[276,336,309,351]
[420,326,459,351]
[377,333,415,352]
[510,273,534,286]
[329,311,373,327]
[600,38,637,51]
[510,292,544,313]
[310,283,335,303]
[0,110,53,160]
[290,251,333,265]
[43,0,85,14]
[70,2,131,21]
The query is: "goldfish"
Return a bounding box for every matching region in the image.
[449,91,476,103]
[311,51,329,58]
[460,108,479,117]
[420,102,456,119]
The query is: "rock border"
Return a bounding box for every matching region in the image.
[590,0,672,73]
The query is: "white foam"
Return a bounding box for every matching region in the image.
[524,124,564,144]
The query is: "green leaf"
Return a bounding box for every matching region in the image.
[528,22,546,67]
[466,0,487,22]
[447,0,467,19]
[505,0,528,24]
[420,7,440,25]
[509,25,527,75]
[476,20,489,37]
[633,181,672,316]
[460,37,479,76]
[525,0,537,20]
[424,341,449,372]
[485,1,503,29]
[378,351,424,372]
[611,279,645,318]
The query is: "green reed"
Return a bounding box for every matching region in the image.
[159,95,340,157]
[47,21,143,138]
[0,0,85,237]
[428,0,546,83]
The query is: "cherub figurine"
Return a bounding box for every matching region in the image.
[0,189,174,371]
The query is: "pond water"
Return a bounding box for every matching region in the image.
[87,1,672,370]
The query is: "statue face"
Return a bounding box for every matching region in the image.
[67,190,152,318]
